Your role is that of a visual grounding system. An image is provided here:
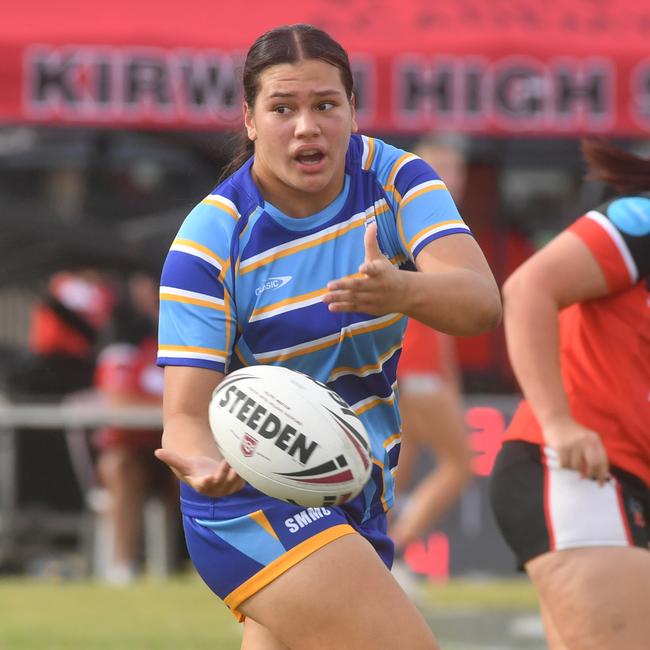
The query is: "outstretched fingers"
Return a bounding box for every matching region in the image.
[154,448,245,496]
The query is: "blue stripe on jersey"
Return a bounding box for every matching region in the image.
[246,305,378,355]
[158,134,472,521]
[393,157,442,197]
[387,442,400,471]
[412,227,473,259]
[329,369,395,409]
[161,249,225,300]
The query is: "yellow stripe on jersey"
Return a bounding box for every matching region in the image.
[173,238,227,270]
[233,344,248,368]
[329,341,402,382]
[368,199,390,223]
[354,392,396,416]
[249,510,279,541]
[250,286,328,320]
[363,136,376,170]
[224,524,356,622]
[200,195,240,221]
[159,344,226,356]
[159,291,225,311]
[389,252,409,266]
[223,287,233,369]
[240,215,366,275]
[385,152,417,189]
[396,181,447,250]
[383,184,403,204]
[407,220,468,252]
[383,432,401,450]
[256,313,403,364]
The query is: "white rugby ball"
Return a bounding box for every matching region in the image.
[208,365,372,507]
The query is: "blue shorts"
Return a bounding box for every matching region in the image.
[181,483,394,621]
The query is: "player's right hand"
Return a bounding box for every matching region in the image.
[154,448,246,497]
[542,417,610,484]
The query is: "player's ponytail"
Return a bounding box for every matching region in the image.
[582,138,650,194]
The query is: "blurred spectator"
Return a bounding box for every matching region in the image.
[7,269,115,398]
[392,320,472,552]
[390,135,473,554]
[93,272,175,585]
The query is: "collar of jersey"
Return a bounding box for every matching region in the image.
[262,174,351,232]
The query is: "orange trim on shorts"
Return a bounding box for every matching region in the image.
[224,523,356,622]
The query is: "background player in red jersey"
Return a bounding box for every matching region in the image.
[491,139,650,649]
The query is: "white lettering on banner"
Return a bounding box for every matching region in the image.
[393,54,614,133]
[20,46,650,135]
[22,45,373,127]
[24,45,244,122]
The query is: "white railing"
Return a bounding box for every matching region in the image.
[0,400,164,569]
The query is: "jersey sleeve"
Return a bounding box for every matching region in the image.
[568,196,650,292]
[365,137,472,263]
[157,194,239,373]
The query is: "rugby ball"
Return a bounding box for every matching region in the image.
[208,365,372,507]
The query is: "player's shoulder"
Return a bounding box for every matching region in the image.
[177,162,262,252]
[572,191,650,282]
[348,134,438,191]
[594,193,650,238]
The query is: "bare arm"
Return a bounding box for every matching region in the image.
[324,223,502,336]
[503,230,610,482]
[154,365,245,497]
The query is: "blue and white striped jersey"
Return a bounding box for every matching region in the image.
[158,133,471,521]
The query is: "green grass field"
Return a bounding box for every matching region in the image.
[0,573,540,649]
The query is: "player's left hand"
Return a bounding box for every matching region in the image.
[324,222,408,315]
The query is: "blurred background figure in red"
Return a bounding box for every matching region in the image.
[92,272,177,585]
[390,135,473,555]
[8,269,115,398]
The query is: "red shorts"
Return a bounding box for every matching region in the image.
[93,427,161,451]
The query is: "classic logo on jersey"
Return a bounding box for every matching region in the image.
[255,276,292,296]
[608,197,650,236]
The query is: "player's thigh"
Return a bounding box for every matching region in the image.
[241,618,289,650]
[536,598,570,650]
[240,533,439,650]
[526,546,650,650]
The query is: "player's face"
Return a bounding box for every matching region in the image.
[244,59,357,217]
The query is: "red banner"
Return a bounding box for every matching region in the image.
[3,1,650,136]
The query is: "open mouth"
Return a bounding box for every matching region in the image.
[296,151,325,165]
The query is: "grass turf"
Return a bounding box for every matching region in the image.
[0,573,242,649]
[0,573,538,649]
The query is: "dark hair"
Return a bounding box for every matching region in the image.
[218,24,354,181]
[582,138,650,195]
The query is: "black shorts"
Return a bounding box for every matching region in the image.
[490,440,650,569]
